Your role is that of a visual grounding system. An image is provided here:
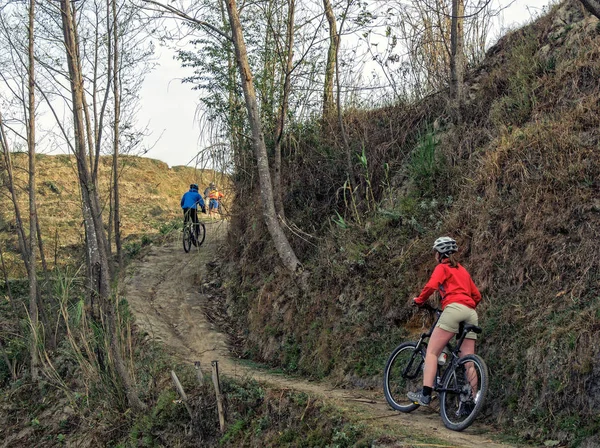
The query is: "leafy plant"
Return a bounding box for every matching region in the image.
[332,211,348,229]
[408,128,445,197]
[357,145,376,210]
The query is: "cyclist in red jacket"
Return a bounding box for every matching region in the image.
[407,236,482,406]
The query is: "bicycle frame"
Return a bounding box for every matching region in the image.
[408,305,476,395]
[183,207,199,226]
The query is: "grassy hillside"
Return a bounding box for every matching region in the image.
[0,153,228,275]
[223,1,600,445]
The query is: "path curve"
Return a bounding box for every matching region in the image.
[123,222,517,448]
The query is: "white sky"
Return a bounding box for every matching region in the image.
[138,0,555,168]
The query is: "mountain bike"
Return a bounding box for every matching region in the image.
[183,209,206,253]
[383,303,489,431]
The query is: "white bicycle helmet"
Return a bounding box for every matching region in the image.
[432,236,458,255]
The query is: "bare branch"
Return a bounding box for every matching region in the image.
[141,0,233,42]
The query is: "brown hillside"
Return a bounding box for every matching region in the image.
[0,153,228,275]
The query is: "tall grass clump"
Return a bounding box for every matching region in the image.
[488,29,540,127]
[408,128,447,197]
[29,267,137,411]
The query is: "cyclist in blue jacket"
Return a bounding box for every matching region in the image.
[181,184,206,240]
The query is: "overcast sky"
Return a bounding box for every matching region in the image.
[138,0,554,168]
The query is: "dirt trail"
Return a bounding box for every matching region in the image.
[123,222,517,448]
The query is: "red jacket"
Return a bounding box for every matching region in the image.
[414,260,481,310]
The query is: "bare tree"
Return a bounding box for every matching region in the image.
[334,0,357,188]
[112,0,123,269]
[224,0,302,274]
[0,5,52,361]
[0,115,30,290]
[0,17,33,281]
[382,0,497,100]
[58,0,145,411]
[272,0,295,219]
[26,0,40,381]
[322,0,338,119]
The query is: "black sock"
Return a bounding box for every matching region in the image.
[422,386,432,397]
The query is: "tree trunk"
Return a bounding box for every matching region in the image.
[272,0,295,219]
[334,3,355,189]
[580,0,600,19]
[93,0,113,185]
[0,113,31,275]
[59,0,106,294]
[112,0,123,270]
[35,217,47,273]
[450,0,465,116]
[260,0,276,125]
[220,0,243,170]
[322,0,338,119]
[225,0,302,274]
[59,0,145,412]
[27,0,40,381]
[330,0,356,189]
[107,181,113,255]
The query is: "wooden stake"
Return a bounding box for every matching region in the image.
[211,360,226,433]
[170,370,193,420]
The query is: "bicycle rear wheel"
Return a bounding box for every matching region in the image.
[383,342,425,412]
[196,222,206,247]
[439,354,488,431]
[183,225,192,253]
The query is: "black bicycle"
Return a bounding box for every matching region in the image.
[383,304,489,431]
[182,209,206,253]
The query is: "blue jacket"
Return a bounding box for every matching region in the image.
[181,189,205,209]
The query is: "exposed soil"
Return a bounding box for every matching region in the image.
[123,221,519,448]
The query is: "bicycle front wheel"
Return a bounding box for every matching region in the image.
[383,342,425,412]
[196,222,206,247]
[183,226,192,253]
[439,354,489,431]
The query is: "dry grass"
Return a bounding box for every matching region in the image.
[223,1,600,444]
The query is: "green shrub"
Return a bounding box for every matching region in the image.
[44,180,61,195]
[158,219,181,235]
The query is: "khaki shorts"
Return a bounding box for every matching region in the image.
[437,303,479,340]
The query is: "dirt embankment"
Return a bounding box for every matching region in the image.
[123,222,518,448]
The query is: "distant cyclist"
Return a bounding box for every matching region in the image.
[407,236,482,406]
[203,182,215,202]
[181,184,206,239]
[207,185,224,219]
